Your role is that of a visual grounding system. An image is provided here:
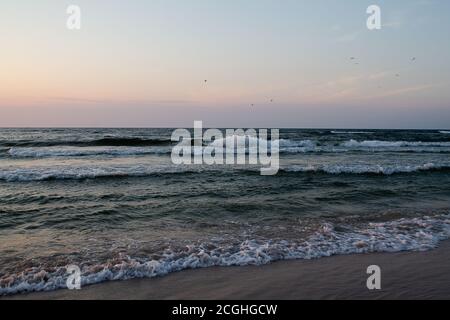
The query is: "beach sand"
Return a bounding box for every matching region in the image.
[4,241,450,300]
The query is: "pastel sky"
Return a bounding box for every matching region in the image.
[1,0,450,128]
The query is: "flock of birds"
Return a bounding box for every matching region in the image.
[203,56,417,107]
[350,56,416,77]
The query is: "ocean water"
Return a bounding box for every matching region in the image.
[1,128,450,295]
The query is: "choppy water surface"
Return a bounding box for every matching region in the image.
[1,128,450,294]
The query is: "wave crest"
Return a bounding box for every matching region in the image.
[342,139,450,148]
[281,163,450,175]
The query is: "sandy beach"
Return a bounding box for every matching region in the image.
[3,241,450,300]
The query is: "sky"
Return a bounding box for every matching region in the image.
[1,0,450,128]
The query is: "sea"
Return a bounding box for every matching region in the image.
[1,128,450,295]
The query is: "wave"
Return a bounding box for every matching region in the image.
[5,138,450,158]
[206,138,450,154]
[0,137,172,148]
[1,161,449,182]
[3,138,315,158]
[188,137,316,155]
[6,140,314,158]
[281,147,450,154]
[1,136,304,149]
[283,137,450,153]
[331,131,373,134]
[6,144,450,159]
[0,165,205,182]
[1,214,449,295]
[209,135,314,148]
[279,139,316,148]
[7,147,171,158]
[281,163,450,175]
[342,139,450,148]
[440,131,450,134]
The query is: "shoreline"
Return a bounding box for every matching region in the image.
[3,240,450,300]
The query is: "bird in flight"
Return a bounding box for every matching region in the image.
[411,57,416,61]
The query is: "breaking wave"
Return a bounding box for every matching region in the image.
[331,131,373,134]
[342,139,450,148]
[6,139,315,158]
[0,165,205,182]
[1,161,449,182]
[5,138,450,158]
[1,214,449,295]
[281,163,450,175]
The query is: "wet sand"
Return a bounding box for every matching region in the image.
[4,241,450,300]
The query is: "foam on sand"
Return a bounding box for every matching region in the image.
[1,214,449,296]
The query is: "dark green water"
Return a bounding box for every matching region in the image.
[1,128,450,294]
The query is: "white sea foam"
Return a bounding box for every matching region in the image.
[204,138,450,154]
[1,160,448,182]
[0,164,202,182]
[279,139,316,148]
[282,146,450,154]
[209,136,314,149]
[208,138,449,154]
[210,135,269,147]
[201,137,316,154]
[331,131,373,134]
[6,139,450,158]
[440,131,450,134]
[342,139,450,148]
[282,163,448,175]
[7,139,316,157]
[1,215,449,295]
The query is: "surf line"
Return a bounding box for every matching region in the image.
[171,121,280,175]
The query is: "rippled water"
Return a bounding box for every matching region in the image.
[1,128,450,294]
